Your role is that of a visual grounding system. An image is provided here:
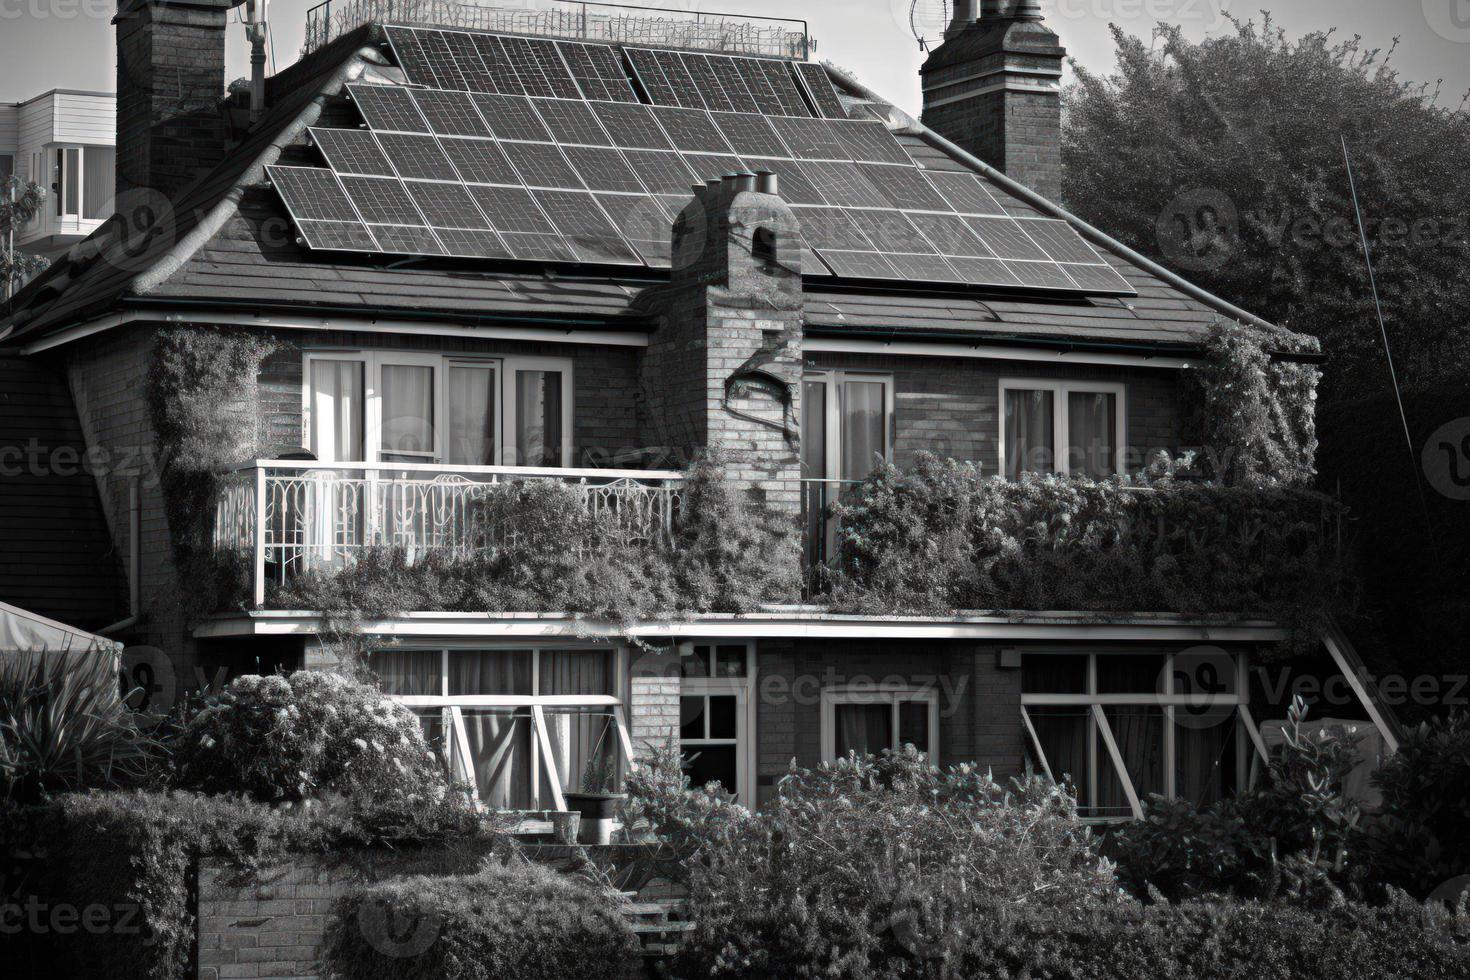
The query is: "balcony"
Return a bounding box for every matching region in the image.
[303,0,811,58]
[212,460,684,607]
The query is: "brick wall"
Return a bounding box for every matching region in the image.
[809,350,1182,476]
[754,638,1023,805]
[198,863,347,980]
[629,644,681,760]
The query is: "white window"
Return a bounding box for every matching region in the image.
[373,644,633,812]
[1021,650,1268,822]
[303,351,573,466]
[821,686,939,765]
[998,379,1126,479]
[802,370,894,484]
[679,641,755,803]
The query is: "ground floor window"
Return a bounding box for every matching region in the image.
[372,644,632,811]
[820,686,939,764]
[1021,649,1267,821]
[679,641,754,802]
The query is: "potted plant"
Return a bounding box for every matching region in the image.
[563,731,623,844]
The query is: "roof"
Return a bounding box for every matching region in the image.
[0,24,1302,356]
[0,355,128,631]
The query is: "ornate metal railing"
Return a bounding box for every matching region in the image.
[214,460,685,606]
[303,0,810,59]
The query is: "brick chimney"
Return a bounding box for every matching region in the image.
[920,0,1066,201]
[638,171,804,515]
[114,0,236,201]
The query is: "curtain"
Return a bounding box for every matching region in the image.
[834,703,891,758]
[539,649,612,696]
[1068,392,1117,478]
[1005,389,1055,478]
[543,709,620,795]
[459,710,533,809]
[370,650,440,696]
[1100,706,1164,812]
[382,364,434,459]
[1177,718,1236,807]
[1021,654,1089,694]
[310,360,364,462]
[897,701,930,755]
[448,366,496,465]
[449,650,533,696]
[515,370,562,467]
[802,380,829,569]
[840,381,886,482]
[83,146,115,220]
[1028,707,1090,809]
[63,148,79,217]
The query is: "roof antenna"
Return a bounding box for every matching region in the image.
[909,0,950,52]
[246,0,270,121]
[1341,134,1435,543]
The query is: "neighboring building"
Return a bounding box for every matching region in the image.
[0,89,117,258]
[0,0,1397,820]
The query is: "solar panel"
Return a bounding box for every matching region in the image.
[620,149,697,194]
[294,219,379,252]
[1018,219,1109,264]
[945,256,1022,286]
[532,98,610,146]
[562,145,645,193]
[468,185,557,234]
[581,44,639,102]
[442,31,497,93]
[415,30,471,92]
[339,175,425,225]
[596,192,673,267]
[681,54,733,114]
[682,153,746,183]
[375,133,460,181]
[502,141,584,189]
[558,42,612,101]
[311,128,395,177]
[743,159,826,205]
[746,57,811,116]
[406,180,491,228]
[473,94,553,142]
[501,231,577,262]
[887,253,965,283]
[769,116,844,159]
[592,102,673,150]
[438,137,520,186]
[1058,262,1134,292]
[815,249,899,279]
[712,112,790,159]
[652,50,705,109]
[906,212,993,257]
[499,36,554,98]
[268,166,359,221]
[704,55,761,114]
[650,107,731,153]
[861,164,950,212]
[532,189,640,264]
[531,38,583,99]
[833,121,912,165]
[847,209,936,255]
[924,170,1005,216]
[411,90,491,138]
[624,48,679,106]
[1006,260,1076,289]
[370,224,446,255]
[795,62,847,119]
[797,161,887,208]
[383,27,437,87]
[967,216,1050,261]
[473,33,524,95]
[435,227,513,258]
[349,85,429,133]
[796,207,875,251]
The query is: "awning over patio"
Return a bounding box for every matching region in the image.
[0,599,121,654]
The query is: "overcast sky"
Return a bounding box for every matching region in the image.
[3,0,1469,109]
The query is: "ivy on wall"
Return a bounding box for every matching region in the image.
[147,326,286,622]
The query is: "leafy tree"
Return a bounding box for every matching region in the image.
[1,175,50,299]
[1063,15,1470,401]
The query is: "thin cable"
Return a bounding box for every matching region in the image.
[1341,135,1435,541]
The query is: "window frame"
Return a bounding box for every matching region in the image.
[802,369,895,483]
[376,641,633,812]
[678,641,757,804]
[997,378,1127,478]
[302,350,574,467]
[820,684,940,766]
[1020,649,1267,823]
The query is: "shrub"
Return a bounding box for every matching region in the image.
[660,747,1121,980]
[0,646,159,803]
[1105,697,1366,904]
[1367,712,1470,894]
[171,670,457,813]
[321,859,643,980]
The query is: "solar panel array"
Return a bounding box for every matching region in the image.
[267,26,1133,294]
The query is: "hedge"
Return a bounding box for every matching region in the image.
[321,859,643,980]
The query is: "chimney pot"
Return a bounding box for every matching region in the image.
[732,171,757,193]
[946,0,977,38]
[756,171,779,195]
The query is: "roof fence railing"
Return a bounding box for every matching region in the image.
[303,0,811,60]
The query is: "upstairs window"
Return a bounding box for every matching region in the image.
[1000,379,1125,479]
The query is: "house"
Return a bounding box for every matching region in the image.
[0,0,1395,821]
[0,89,117,260]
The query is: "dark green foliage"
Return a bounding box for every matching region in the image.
[1,176,49,294]
[1105,698,1365,904]
[147,326,283,619]
[321,859,643,980]
[0,647,160,803]
[650,747,1121,980]
[268,455,801,632]
[826,453,1346,643]
[1367,713,1470,894]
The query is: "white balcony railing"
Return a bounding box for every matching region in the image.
[213,460,685,607]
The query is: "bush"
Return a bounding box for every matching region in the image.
[322,859,643,980]
[1105,697,1365,904]
[171,670,459,814]
[1367,712,1470,894]
[659,747,1121,980]
[0,647,159,803]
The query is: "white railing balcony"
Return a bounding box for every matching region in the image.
[213,460,685,607]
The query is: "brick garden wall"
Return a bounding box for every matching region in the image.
[197,862,352,980]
